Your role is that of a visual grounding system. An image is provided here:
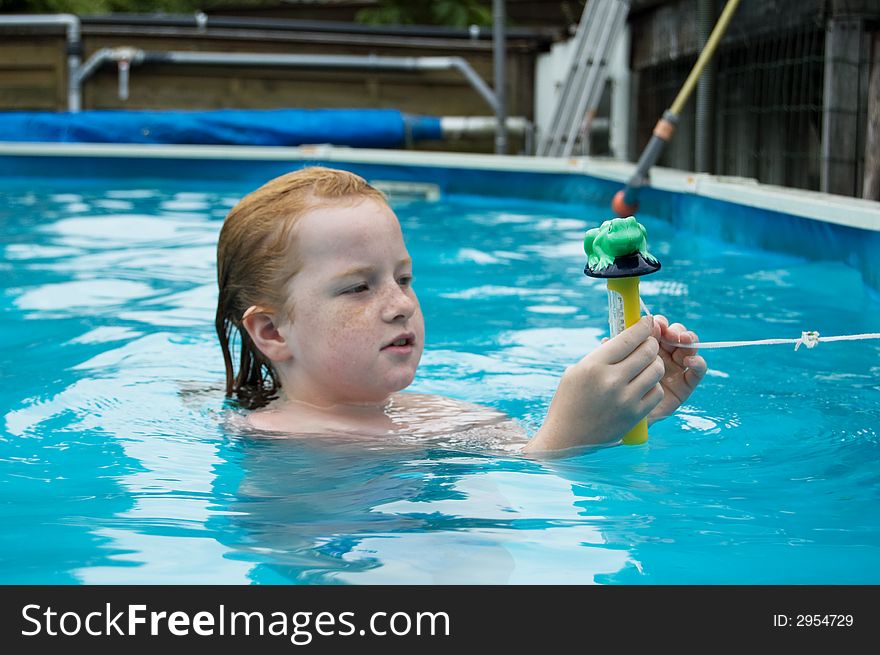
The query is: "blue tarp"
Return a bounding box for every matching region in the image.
[0,109,443,147]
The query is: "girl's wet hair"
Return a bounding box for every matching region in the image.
[215,166,386,409]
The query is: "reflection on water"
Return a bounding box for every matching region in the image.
[220,437,633,584]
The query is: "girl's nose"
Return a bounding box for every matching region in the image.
[381,283,416,323]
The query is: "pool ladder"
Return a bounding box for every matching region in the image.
[537,0,630,157]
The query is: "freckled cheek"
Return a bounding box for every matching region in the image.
[315,303,377,361]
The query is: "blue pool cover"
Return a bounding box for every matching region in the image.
[0,109,443,147]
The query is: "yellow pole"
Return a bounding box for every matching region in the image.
[613,0,742,217]
[670,0,742,116]
[607,276,648,445]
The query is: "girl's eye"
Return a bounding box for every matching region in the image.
[398,275,413,287]
[343,283,369,295]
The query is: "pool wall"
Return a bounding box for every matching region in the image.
[2,142,879,290]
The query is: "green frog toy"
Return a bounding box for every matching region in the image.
[583,215,660,278]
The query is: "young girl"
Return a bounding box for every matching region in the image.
[216,166,706,455]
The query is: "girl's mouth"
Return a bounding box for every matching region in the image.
[381,333,415,352]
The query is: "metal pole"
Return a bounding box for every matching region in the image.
[0,15,81,111]
[493,0,507,154]
[75,49,500,114]
[695,0,715,173]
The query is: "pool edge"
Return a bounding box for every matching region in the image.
[2,141,879,290]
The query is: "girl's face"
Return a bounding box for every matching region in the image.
[278,197,425,406]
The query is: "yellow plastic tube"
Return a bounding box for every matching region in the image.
[606,276,648,445]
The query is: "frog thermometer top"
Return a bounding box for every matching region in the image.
[583,216,661,279]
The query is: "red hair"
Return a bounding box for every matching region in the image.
[215,166,386,408]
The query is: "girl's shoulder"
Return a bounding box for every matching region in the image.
[243,403,377,436]
[229,393,530,454]
[389,392,507,417]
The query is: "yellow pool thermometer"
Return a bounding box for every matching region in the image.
[584,216,661,445]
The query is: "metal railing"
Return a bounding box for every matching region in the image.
[1,13,522,154]
[77,48,500,113]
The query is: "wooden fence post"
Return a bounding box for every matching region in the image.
[821,17,863,196]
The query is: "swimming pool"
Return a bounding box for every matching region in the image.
[2,148,879,584]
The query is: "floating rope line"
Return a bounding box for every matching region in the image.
[639,299,880,351]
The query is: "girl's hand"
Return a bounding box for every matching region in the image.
[646,315,707,424]
[525,316,665,454]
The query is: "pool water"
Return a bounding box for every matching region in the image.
[2,175,879,584]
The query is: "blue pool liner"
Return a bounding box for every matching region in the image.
[0,150,877,293]
[0,109,443,148]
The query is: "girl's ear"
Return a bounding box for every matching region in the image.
[241,311,292,362]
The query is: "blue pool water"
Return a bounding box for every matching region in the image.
[2,173,879,584]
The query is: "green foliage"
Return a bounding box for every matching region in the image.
[0,0,278,15]
[356,0,493,28]
[0,0,495,26]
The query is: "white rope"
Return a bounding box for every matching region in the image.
[638,298,880,351]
